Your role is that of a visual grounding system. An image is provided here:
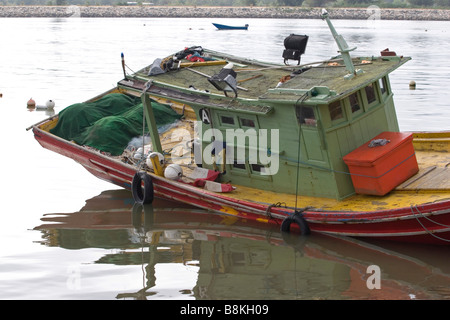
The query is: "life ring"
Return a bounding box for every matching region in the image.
[280,213,310,236]
[131,172,154,204]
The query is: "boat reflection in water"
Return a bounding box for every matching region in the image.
[34,190,450,300]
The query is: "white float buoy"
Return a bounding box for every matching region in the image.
[164,164,183,180]
[146,152,165,169]
[409,80,416,89]
[46,100,55,109]
[35,99,56,110]
[133,145,151,160]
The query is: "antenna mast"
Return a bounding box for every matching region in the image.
[321,9,363,80]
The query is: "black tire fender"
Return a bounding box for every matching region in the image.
[131,172,154,204]
[280,213,310,235]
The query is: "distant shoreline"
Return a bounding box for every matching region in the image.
[1,6,450,20]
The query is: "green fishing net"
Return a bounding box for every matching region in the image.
[50,93,182,155]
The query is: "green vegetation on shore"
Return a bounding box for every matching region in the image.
[2,0,450,9]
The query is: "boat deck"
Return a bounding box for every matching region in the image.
[396,133,450,191]
[232,135,450,212]
[134,120,450,213]
[225,169,450,214]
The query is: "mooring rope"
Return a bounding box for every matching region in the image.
[294,93,310,212]
[137,82,153,173]
[265,202,287,221]
[280,152,417,180]
[411,205,450,243]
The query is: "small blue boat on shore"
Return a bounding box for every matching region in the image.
[212,23,249,30]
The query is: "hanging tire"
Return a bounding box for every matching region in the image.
[132,172,154,204]
[281,214,310,236]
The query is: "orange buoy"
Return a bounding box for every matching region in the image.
[27,98,36,108]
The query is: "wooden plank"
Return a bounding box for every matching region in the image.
[396,167,450,190]
[179,60,227,68]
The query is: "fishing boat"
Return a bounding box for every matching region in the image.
[212,23,249,30]
[29,10,450,245]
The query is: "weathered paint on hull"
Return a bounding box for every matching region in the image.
[33,126,450,245]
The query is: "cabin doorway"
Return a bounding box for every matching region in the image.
[295,105,327,163]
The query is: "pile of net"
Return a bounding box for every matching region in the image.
[50,93,182,156]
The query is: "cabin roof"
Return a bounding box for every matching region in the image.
[128,49,410,111]
[265,56,410,103]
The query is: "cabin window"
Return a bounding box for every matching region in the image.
[220,115,235,126]
[365,82,377,104]
[251,163,264,173]
[240,118,256,128]
[296,106,316,126]
[232,160,246,170]
[328,101,344,121]
[379,77,388,96]
[349,92,361,113]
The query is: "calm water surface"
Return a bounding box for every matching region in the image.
[1,17,450,300]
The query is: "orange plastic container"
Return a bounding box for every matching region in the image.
[343,132,419,196]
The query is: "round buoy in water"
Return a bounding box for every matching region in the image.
[409,80,416,89]
[164,164,183,180]
[146,152,165,169]
[46,100,55,109]
[27,98,36,108]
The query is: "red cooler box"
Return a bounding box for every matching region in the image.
[343,132,419,196]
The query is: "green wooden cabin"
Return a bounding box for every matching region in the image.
[127,14,410,200]
[185,53,409,200]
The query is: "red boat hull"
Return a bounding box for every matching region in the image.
[33,126,450,245]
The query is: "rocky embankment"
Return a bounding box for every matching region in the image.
[1,6,450,20]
